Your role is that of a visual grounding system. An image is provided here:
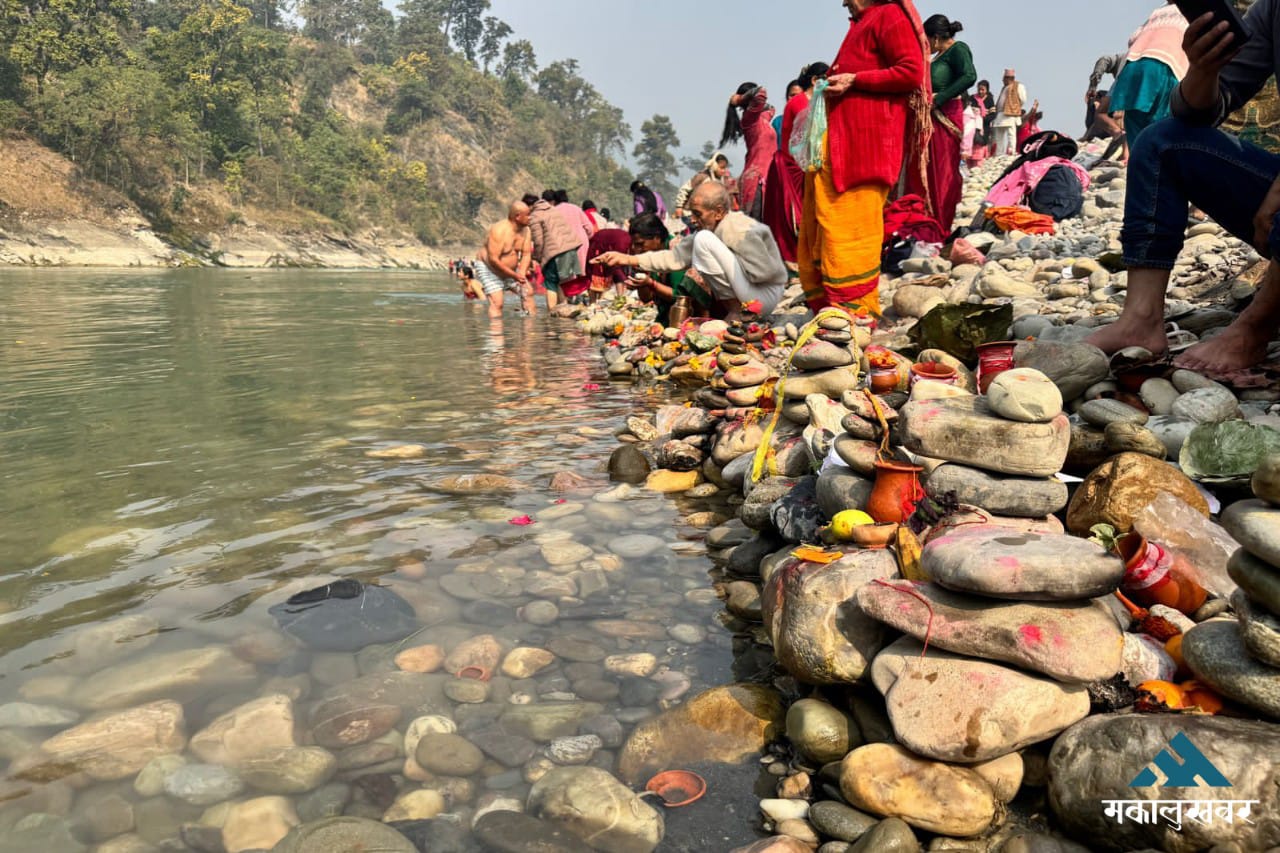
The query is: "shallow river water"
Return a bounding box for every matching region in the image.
[0,270,769,850]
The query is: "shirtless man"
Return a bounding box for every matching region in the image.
[475,201,534,319]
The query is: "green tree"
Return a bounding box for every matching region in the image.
[477,15,509,74]
[4,0,131,95]
[633,114,680,198]
[682,139,716,172]
[449,0,487,63]
[496,38,534,81]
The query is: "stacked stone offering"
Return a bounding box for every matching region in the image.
[1183,498,1280,721]
[899,368,1071,527]
[854,527,1124,765]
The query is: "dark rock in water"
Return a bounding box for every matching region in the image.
[725,532,784,577]
[269,580,419,652]
[387,818,483,852]
[607,444,651,483]
[771,476,824,544]
[474,811,594,852]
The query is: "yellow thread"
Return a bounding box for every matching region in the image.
[751,308,854,483]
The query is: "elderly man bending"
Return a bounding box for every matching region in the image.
[594,182,787,320]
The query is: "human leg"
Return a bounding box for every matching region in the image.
[691,230,752,313]
[475,262,509,319]
[814,172,888,317]
[1089,118,1280,356]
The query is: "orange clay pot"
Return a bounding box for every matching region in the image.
[867,461,925,525]
[1117,532,1207,616]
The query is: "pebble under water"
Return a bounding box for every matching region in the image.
[0,270,770,851]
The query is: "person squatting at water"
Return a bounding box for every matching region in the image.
[474,200,534,320]
[592,182,787,322]
[1087,0,1280,385]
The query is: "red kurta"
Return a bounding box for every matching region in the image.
[827,3,925,194]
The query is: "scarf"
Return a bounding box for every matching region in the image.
[890,0,934,214]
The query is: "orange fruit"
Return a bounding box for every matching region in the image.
[1137,680,1186,710]
[1165,635,1187,674]
[1180,680,1225,715]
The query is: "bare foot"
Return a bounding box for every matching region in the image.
[1172,323,1272,384]
[1084,316,1169,357]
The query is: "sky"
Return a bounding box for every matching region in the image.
[484,0,1164,168]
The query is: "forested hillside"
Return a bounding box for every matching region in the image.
[0,0,680,251]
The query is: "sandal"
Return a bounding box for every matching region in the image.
[1165,323,1198,355]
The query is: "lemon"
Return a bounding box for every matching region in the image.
[830,510,875,540]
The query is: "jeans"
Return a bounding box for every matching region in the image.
[1123,117,1280,269]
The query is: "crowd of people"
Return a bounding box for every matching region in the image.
[459,0,1280,382]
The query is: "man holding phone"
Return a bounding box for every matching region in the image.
[1089,1,1280,384]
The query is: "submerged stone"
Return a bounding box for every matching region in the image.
[268,580,419,652]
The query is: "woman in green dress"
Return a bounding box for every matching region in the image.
[912,14,976,231]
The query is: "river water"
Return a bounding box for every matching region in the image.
[0,270,767,850]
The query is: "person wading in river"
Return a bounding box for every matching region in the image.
[475,201,534,319]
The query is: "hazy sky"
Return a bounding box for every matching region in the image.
[486,0,1165,166]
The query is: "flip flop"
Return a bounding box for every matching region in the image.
[1165,324,1199,355]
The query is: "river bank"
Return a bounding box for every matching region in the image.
[555,149,1280,852]
[0,213,459,269]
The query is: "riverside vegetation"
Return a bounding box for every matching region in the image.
[0,0,681,262]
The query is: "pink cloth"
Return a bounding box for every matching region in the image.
[1127,5,1190,80]
[984,156,1092,208]
[556,202,597,277]
[739,88,778,219]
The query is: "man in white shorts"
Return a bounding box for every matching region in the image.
[476,201,535,318]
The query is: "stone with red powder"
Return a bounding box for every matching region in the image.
[856,580,1124,683]
[920,524,1125,601]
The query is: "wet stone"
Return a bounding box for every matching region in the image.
[162,763,245,806]
[268,580,419,652]
[473,810,594,853]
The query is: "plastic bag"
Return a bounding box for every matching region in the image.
[796,80,829,173]
[1132,491,1239,599]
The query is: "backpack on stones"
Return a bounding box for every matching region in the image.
[1029,165,1085,221]
[996,130,1079,183]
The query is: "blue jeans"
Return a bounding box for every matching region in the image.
[1122,117,1280,270]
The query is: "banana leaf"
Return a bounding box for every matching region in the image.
[907,303,1013,364]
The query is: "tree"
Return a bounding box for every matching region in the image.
[4,0,131,95]
[681,140,716,173]
[477,15,509,74]
[448,0,487,63]
[633,114,680,197]
[496,38,534,81]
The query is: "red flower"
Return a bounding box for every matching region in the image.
[508,515,535,526]
[582,383,601,391]
[743,300,764,314]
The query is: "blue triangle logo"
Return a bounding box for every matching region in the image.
[1129,732,1233,788]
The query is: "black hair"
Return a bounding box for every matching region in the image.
[522,193,540,206]
[629,180,645,194]
[582,199,596,211]
[719,81,759,148]
[541,189,557,203]
[977,79,991,92]
[785,79,802,95]
[798,62,830,91]
[924,15,963,39]
[629,213,667,241]
[554,189,569,204]
[600,207,611,221]
[715,154,729,165]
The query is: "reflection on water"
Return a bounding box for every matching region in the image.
[0,270,763,849]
